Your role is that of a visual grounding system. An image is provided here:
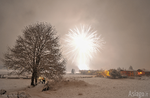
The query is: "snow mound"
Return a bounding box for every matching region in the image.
[42,78,90,91]
[60,79,89,87]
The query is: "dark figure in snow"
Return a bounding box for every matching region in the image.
[42,77,45,84]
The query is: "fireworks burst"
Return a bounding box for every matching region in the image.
[64,25,105,70]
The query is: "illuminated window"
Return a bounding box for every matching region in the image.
[140,72,142,74]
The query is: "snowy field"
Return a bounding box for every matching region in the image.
[0,75,150,98]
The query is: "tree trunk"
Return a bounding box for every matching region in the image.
[35,57,40,85]
[35,77,37,85]
[31,72,35,86]
[35,71,37,85]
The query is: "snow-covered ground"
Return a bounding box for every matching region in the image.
[0,75,150,98]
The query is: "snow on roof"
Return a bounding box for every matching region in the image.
[120,69,137,71]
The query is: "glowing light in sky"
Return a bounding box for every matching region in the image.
[64,25,105,70]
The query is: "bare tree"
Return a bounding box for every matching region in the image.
[2,23,66,86]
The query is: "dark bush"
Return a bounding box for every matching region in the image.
[109,69,122,79]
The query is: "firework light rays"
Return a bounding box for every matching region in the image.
[64,25,105,70]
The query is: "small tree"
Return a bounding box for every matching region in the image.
[2,23,66,86]
[129,66,133,70]
[117,67,121,71]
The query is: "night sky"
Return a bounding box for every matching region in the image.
[0,0,150,72]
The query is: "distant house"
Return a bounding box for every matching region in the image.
[137,69,145,76]
[139,69,150,76]
[120,69,150,77]
[120,69,137,77]
[79,69,150,77]
[145,71,150,76]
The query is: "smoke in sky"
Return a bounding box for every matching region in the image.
[0,0,150,71]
